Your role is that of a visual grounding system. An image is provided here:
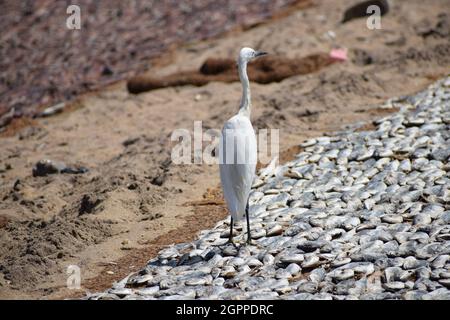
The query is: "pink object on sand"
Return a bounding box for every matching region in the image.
[329,48,348,61]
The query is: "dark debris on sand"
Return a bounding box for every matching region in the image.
[0,0,305,124]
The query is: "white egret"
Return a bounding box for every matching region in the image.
[219,47,267,244]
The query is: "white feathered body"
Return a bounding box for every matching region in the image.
[219,114,257,220]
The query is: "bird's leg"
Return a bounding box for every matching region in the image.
[228,217,234,244]
[246,201,252,245]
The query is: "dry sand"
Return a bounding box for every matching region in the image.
[0,0,449,299]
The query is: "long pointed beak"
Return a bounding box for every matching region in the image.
[255,51,268,57]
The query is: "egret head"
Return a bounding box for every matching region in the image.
[238,47,268,64]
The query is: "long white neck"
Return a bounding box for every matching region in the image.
[238,59,251,118]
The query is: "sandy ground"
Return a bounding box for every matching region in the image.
[0,0,449,299]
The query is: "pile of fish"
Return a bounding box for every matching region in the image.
[87,77,450,300]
